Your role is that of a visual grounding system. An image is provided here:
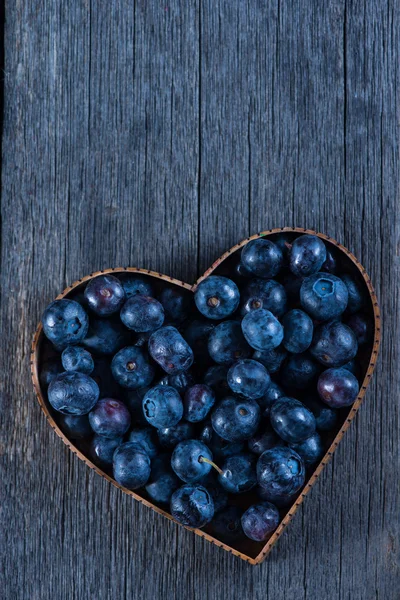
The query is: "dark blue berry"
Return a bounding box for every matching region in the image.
[208,433,245,460]
[290,433,324,467]
[218,453,257,494]
[256,381,285,417]
[120,295,164,332]
[321,248,337,274]
[211,396,260,442]
[241,309,283,352]
[113,442,151,489]
[317,367,359,407]
[257,485,299,508]
[111,347,155,389]
[62,346,94,374]
[310,320,358,367]
[281,272,304,304]
[241,279,287,318]
[118,274,154,298]
[90,435,122,468]
[241,239,283,279]
[257,446,305,501]
[171,440,214,483]
[42,299,89,349]
[149,326,194,375]
[227,359,270,399]
[142,385,183,428]
[252,347,287,374]
[241,502,280,541]
[160,287,191,324]
[91,358,123,398]
[248,424,280,455]
[183,320,214,365]
[194,276,240,320]
[303,396,338,432]
[145,454,180,504]
[270,397,316,443]
[124,387,150,426]
[48,372,99,415]
[346,312,372,346]
[129,427,159,458]
[84,275,125,317]
[184,384,215,422]
[341,273,366,314]
[211,506,244,542]
[208,321,251,365]
[158,371,195,395]
[300,273,348,321]
[39,359,63,389]
[59,414,92,439]
[280,353,320,390]
[289,234,326,277]
[171,484,214,527]
[157,422,194,449]
[89,398,131,438]
[198,421,214,445]
[203,365,230,395]
[82,317,131,355]
[282,309,313,353]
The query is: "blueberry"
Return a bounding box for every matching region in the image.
[59,414,93,440]
[234,260,253,280]
[241,279,287,318]
[321,248,337,274]
[257,485,299,508]
[118,274,154,298]
[90,435,123,468]
[194,276,240,320]
[171,484,214,528]
[111,347,155,389]
[280,353,320,390]
[282,309,313,353]
[42,299,89,349]
[48,372,99,415]
[256,381,285,417]
[39,358,63,389]
[211,397,260,442]
[218,453,257,494]
[270,397,316,443]
[183,320,214,365]
[89,398,131,438]
[198,421,214,445]
[241,239,283,278]
[145,454,180,504]
[84,275,125,317]
[346,313,372,346]
[290,433,324,467]
[241,309,284,352]
[184,384,216,423]
[149,326,194,375]
[341,359,359,377]
[124,387,150,426]
[211,506,244,542]
[227,359,270,399]
[128,427,159,458]
[82,317,131,355]
[257,446,305,501]
[208,321,251,365]
[252,347,287,374]
[303,396,338,432]
[208,433,245,459]
[61,346,94,374]
[199,473,228,513]
[158,371,195,395]
[310,320,358,367]
[171,440,215,483]
[120,295,164,333]
[248,424,280,455]
[203,365,230,395]
[160,287,191,324]
[157,422,194,449]
[113,442,151,489]
[142,385,183,428]
[317,367,359,407]
[340,273,366,314]
[300,273,348,321]
[289,234,326,277]
[241,502,280,541]
[273,233,292,266]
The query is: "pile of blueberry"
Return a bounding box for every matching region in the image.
[39,233,372,547]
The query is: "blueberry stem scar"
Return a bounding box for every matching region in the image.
[199,456,222,475]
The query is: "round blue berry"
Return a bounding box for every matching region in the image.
[241,309,284,352]
[194,276,240,320]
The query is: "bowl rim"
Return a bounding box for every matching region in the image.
[30,226,381,565]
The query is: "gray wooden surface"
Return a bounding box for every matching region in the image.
[1,1,399,598]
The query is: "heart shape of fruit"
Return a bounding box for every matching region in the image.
[31,227,380,564]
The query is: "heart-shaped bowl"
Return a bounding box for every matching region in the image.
[31,227,380,564]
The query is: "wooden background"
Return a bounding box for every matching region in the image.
[1,1,399,598]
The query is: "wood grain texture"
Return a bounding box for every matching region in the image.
[1,0,399,598]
